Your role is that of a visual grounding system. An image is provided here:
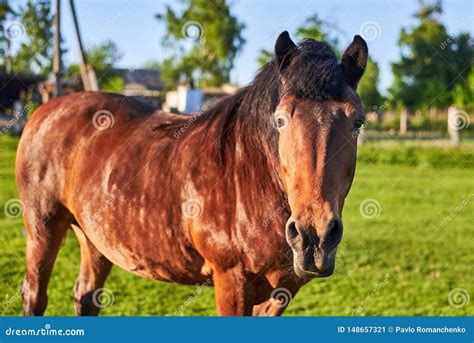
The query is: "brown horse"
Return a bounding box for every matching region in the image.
[16,32,367,316]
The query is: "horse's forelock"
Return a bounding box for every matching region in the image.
[283,39,345,101]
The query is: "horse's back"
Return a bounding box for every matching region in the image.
[15,92,164,211]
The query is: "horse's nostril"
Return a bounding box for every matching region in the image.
[326,219,343,247]
[285,220,299,241]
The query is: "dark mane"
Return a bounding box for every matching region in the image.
[188,38,344,161]
[158,38,345,176]
[281,39,345,101]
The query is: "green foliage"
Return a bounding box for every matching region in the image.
[142,60,161,69]
[390,0,473,109]
[0,0,14,69]
[66,40,123,91]
[256,49,273,69]
[257,13,343,68]
[101,76,125,94]
[86,41,122,73]
[1,135,473,315]
[11,0,54,75]
[357,143,474,168]
[452,67,474,109]
[358,58,383,112]
[156,0,245,89]
[294,14,343,57]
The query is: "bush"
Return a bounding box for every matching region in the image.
[357,144,474,168]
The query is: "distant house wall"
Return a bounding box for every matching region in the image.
[163,84,238,114]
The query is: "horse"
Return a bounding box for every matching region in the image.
[16,31,367,316]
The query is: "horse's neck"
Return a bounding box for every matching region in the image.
[230,99,285,196]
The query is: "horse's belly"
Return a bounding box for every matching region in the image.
[77,216,209,286]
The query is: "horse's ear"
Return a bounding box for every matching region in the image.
[341,35,368,89]
[275,31,297,71]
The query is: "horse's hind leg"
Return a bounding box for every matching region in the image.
[22,205,73,316]
[72,225,112,316]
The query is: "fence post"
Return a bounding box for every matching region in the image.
[400,107,408,135]
[448,106,460,146]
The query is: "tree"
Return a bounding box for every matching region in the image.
[452,67,473,109]
[257,13,382,112]
[11,0,54,75]
[294,14,344,57]
[257,14,342,68]
[0,0,15,70]
[66,40,124,92]
[142,60,161,69]
[257,49,274,69]
[156,0,245,89]
[358,58,383,112]
[390,0,473,110]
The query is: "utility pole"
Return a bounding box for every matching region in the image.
[53,0,62,96]
[69,0,98,91]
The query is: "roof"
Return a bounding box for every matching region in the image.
[115,68,162,91]
[0,72,44,90]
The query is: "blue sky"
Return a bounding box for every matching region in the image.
[11,0,474,94]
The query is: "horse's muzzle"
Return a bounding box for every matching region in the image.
[285,218,343,278]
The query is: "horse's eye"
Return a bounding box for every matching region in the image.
[273,112,290,131]
[354,118,365,129]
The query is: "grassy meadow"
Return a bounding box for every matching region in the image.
[0,135,473,316]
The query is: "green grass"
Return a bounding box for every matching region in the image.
[1,135,473,316]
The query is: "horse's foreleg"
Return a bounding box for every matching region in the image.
[72,225,112,316]
[22,206,72,316]
[213,266,254,316]
[252,284,300,316]
[252,299,288,316]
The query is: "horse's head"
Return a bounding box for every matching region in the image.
[273,32,368,278]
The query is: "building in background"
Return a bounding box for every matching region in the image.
[116,68,163,108]
[164,83,238,114]
[0,72,44,135]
